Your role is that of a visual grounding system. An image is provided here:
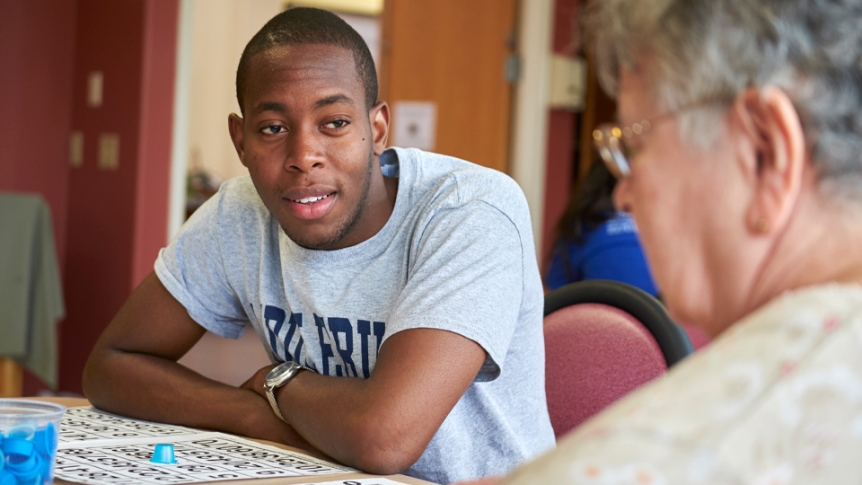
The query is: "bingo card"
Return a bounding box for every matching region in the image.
[54,407,356,485]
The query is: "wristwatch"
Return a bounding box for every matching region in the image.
[263,361,304,423]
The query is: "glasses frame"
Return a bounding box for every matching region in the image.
[592,121,652,179]
[592,98,732,179]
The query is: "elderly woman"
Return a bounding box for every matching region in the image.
[457,0,862,483]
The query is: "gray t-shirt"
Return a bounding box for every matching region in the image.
[155,147,555,484]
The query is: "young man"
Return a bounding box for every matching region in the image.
[83,7,554,484]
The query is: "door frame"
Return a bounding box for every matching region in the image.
[511,0,553,256]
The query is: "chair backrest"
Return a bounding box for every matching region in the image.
[544,280,693,438]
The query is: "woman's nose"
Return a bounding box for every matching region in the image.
[613,177,633,212]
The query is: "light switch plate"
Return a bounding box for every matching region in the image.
[98,133,120,170]
[548,55,586,111]
[392,101,437,151]
[88,71,103,107]
[69,131,84,168]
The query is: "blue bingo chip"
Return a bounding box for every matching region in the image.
[6,451,38,474]
[2,423,55,485]
[32,424,56,457]
[0,470,15,485]
[1,439,33,459]
[6,426,34,441]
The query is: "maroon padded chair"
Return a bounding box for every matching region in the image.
[544,280,693,438]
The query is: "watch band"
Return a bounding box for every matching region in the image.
[264,361,304,423]
[265,385,288,422]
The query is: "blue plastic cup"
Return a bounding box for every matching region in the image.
[0,400,65,485]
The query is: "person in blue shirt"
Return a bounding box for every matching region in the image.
[545,157,658,296]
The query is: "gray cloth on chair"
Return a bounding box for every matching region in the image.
[0,192,64,388]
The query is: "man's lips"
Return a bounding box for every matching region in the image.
[283,184,336,201]
[282,191,337,221]
[290,194,331,204]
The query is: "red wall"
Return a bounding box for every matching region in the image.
[0,0,77,396]
[541,0,581,266]
[543,110,575,262]
[0,0,77,269]
[1,0,178,396]
[61,0,178,394]
[133,0,179,286]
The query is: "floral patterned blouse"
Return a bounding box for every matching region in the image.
[503,284,862,485]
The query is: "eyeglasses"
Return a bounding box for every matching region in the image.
[592,121,651,179]
[592,98,732,179]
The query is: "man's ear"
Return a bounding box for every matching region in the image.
[370,101,390,156]
[733,87,807,235]
[228,113,247,167]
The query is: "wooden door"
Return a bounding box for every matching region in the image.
[380,0,518,173]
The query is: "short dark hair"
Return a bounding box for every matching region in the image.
[235,7,378,114]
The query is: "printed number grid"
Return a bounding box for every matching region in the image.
[55,436,344,485]
[60,407,191,442]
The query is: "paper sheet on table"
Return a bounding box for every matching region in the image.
[294,479,410,485]
[55,407,353,485]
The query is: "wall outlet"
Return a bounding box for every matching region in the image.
[88,71,103,107]
[69,131,84,168]
[548,55,586,111]
[98,133,120,170]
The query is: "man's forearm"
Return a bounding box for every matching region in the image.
[259,328,486,475]
[82,347,311,449]
[275,370,406,472]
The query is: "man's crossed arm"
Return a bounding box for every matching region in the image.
[83,271,486,475]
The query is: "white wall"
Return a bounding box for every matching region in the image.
[178,327,272,386]
[186,0,283,183]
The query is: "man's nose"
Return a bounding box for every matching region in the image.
[285,130,326,172]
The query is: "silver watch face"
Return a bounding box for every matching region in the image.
[265,361,300,388]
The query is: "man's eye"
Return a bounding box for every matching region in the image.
[326,120,348,129]
[262,125,285,135]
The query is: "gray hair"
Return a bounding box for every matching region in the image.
[587,0,862,202]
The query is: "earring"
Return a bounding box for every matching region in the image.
[755,218,769,233]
